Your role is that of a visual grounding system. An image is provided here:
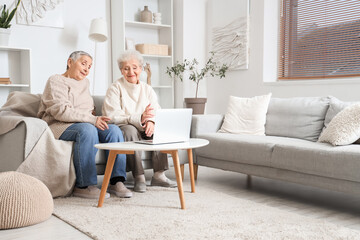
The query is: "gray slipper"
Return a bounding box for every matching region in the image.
[150,177,177,188]
[134,181,146,193]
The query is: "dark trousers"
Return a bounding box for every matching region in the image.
[119,124,169,176]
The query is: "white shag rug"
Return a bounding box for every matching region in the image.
[53,186,360,240]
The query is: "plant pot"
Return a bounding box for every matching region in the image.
[0,28,11,46]
[184,98,207,114]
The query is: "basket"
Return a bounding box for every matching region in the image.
[135,44,168,56]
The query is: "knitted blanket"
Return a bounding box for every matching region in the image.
[0,91,75,197]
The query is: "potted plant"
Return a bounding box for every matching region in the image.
[166,52,228,114]
[0,0,21,45]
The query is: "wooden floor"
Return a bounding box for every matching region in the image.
[2,166,360,239]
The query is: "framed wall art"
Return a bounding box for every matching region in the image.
[207,0,250,70]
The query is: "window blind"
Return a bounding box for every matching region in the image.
[279,0,360,80]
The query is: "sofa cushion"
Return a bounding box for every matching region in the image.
[0,91,41,117]
[271,140,360,182]
[323,96,357,129]
[93,95,105,116]
[195,133,277,167]
[318,103,360,146]
[265,97,329,142]
[218,94,271,135]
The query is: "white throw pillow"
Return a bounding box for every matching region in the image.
[318,103,360,146]
[218,93,272,135]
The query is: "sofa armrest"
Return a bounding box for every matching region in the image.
[191,114,224,137]
[0,115,48,172]
[0,122,26,171]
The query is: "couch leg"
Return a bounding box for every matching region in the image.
[247,175,252,188]
[194,164,198,181]
[180,164,185,181]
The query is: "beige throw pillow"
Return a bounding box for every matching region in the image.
[218,93,272,135]
[318,103,360,146]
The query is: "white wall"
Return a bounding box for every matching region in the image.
[173,0,207,107]
[205,0,360,114]
[4,0,111,96]
[173,0,184,107]
[7,0,359,112]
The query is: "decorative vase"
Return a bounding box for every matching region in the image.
[153,13,162,24]
[144,63,151,85]
[0,28,11,46]
[184,98,207,114]
[140,6,152,23]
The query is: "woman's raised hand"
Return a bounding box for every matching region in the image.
[95,116,111,130]
[144,121,155,137]
[141,104,154,124]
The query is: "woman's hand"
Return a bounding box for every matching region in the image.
[141,104,154,124]
[95,116,111,131]
[144,121,155,137]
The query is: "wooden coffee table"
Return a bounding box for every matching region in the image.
[94,138,209,209]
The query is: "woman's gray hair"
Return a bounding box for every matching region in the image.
[117,50,144,69]
[66,51,93,70]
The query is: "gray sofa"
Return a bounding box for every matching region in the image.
[0,94,187,175]
[191,96,360,195]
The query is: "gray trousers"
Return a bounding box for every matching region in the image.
[119,125,169,176]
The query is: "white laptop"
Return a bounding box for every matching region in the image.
[135,108,192,145]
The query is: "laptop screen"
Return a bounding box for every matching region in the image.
[152,108,192,144]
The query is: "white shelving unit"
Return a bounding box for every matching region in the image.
[0,46,31,107]
[110,0,174,108]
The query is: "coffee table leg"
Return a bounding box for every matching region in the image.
[187,149,195,193]
[170,150,185,209]
[98,150,117,207]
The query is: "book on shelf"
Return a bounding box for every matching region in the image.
[0,77,12,84]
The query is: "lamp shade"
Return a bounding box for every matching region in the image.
[89,18,108,42]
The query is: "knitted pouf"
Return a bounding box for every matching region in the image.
[0,171,54,229]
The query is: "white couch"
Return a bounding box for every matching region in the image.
[191,96,360,195]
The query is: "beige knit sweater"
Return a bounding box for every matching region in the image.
[102,77,161,131]
[37,74,97,139]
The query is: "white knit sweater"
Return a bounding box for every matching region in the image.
[102,77,161,131]
[37,74,97,139]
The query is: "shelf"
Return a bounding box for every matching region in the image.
[111,0,174,108]
[125,21,171,29]
[0,84,30,88]
[0,47,31,90]
[0,46,31,51]
[142,54,172,59]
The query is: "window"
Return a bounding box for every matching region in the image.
[278,0,360,80]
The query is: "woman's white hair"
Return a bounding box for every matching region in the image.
[117,50,144,69]
[67,51,92,70]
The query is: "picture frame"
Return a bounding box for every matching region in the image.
[125,38,135,50]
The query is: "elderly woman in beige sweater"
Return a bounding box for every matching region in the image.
[38,51,132,199]
[102,50,176,193]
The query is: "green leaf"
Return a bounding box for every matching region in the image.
[0,0,21,29]
[166,51,228,97]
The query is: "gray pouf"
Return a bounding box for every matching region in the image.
[0,171,54,229]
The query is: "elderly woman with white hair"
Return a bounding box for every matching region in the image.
[102,50,176,193]
[38,51,132,199]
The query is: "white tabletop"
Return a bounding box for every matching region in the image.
[95,138,209,151]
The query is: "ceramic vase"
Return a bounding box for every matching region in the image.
[140,6,152,23]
